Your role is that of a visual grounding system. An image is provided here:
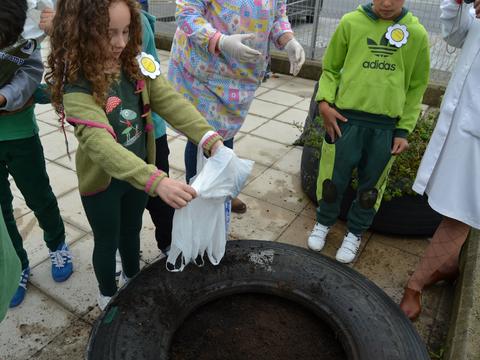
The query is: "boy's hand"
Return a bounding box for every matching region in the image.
[0,95,6,107]
[155,177,197,209]
[39,8,55,35]
[318,101,348,142]
[475,0,480,18]
[391,137,409,155]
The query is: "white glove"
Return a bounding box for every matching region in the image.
[218,33,262,63]
[284,38,305,76]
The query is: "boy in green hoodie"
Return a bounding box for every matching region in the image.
[307,0,430,263]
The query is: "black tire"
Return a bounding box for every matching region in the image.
[87,241,429,360]
[301,145,442,236]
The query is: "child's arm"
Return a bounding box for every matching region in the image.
[270,0,294,49]
[440,0,474,48]
[0,49,43,111]
[315,18,348,105]
[148,75,222,154]
[396,34,431,140]
[64,92,167,197]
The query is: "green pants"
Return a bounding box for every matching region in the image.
[81,178,148,297]
[0,135,65,270]
[316,122,395,235]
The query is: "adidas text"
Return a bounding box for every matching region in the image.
[362,60,396,71]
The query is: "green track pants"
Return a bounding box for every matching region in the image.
[316,122,395,235]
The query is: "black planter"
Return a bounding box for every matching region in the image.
[301,145,443,236]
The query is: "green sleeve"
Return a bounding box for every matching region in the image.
[64,93,165,195]
[148,75,218,150]
[396,33,430,136]
[0,211,21,321]
[316,18,348,104]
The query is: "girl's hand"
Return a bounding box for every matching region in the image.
[318,101,348,142]
[210,140,223,156]
[155,177,197,209]
[39,8,55,35]
[391,137,409,155]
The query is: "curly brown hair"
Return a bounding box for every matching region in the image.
[46,0,143,109]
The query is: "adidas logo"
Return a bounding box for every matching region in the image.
[367,36,399,58]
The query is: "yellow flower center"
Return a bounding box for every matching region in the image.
[391,29,404,43]
[141,57,156,73]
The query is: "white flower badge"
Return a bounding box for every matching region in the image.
[385,24,409,48]
[136,52,161,79]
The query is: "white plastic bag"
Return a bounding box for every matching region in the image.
[166,146,253,272]
[22,0,53,42]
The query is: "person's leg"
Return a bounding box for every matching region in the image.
[184,140,198,184]
[400,217,469,320]
[146,135,174,253]
[81,180,124,297]
[118,185,149,279]
[5,136,65,252]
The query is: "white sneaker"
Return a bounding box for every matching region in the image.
[118,272,131,288]
[115,250,122,280]
[336,232,361,264]
[97,292,112,311]
[307,223,330,251]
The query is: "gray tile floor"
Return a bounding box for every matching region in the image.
[0,49,452,359]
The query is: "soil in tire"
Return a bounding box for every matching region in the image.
[170,293,347,360]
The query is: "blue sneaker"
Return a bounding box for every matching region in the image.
[49,242,73,282]
[10,267,30,308]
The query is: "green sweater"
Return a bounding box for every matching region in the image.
[64,74,221,196]
[316,4,430,137]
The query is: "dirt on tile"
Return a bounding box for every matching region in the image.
[170,293,347,360]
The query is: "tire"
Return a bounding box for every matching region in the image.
[301,145,442,236]
[87,241,429,360]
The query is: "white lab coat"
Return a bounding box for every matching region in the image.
[413,0,480,229]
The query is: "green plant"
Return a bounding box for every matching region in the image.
[302,109,439,201]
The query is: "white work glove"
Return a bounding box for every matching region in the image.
[284,38,305,76]
[218,33,262,63]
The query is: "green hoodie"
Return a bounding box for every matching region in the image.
[316,4,430,138]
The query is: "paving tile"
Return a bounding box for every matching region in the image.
[0,287,75,360]
[272,146,302,175]
[53,153,77,171]
[274,107,309,126]
[243,168,307,213]
[301,200,317,220]
[37,120,58,137]
[15,212,86,268]
[34,104,55,116]
[32,319,92,360]
[257,89,304,107]
[36,109,61,126]
[56,190,91,232]
[40,131,78,161]
[277,77,316,98]
[372,233,430,257]
[45,162,79,197]
[233,135,290,167]
[238,114,269,133]
[261,73,291,89]
[353,239,441,319]
[277,215,316,249]
[30,235,98,316]
[244,163,268,186]
[293,98,311,111]
[169,167,185,180]
[167,137,187,172]
[249,99,288,119]
[251,120,302,145]
[229,194,297,241]
[166,125,180,138]
[139,211,164,264]
[255,86,270,97]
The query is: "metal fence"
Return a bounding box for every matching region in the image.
[149,0,458,84]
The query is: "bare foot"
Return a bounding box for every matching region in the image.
[399,288,422,321]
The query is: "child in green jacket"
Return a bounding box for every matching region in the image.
[47,0,223,310]
[0,0,73,309]
[307,0,430,263]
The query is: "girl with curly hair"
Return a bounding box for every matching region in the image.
[46,0,223,310]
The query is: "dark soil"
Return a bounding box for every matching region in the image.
[170,293,347,360]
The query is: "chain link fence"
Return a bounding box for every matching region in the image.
[149,0,459,84]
